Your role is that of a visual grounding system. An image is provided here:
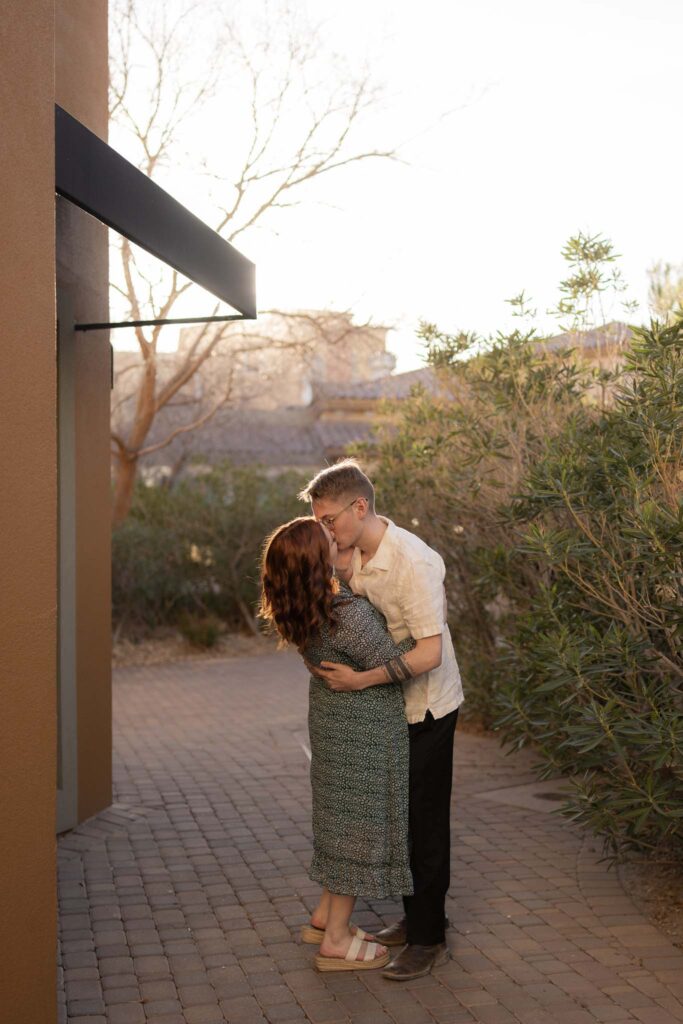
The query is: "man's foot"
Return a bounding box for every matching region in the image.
[375,915,450,948]
[374,917,407,946]
[382,942,449,981]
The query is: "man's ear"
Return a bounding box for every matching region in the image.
[356,496,369,518]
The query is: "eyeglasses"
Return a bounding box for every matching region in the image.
[318,498,359,529]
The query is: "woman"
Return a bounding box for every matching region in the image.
[260,516,415,972]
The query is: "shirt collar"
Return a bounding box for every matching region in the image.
[352,516,395,572]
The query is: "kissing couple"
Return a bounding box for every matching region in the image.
[259,459,464,979]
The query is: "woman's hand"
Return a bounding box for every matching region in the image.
[315,660,366,691]
[333,546,355,583]
[303,658,364,691]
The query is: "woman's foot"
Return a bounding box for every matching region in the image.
[305,921,376,942]
[319,933,387,962]
[315,933,391,972]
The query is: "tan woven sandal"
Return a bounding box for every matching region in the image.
[314,933,390,972]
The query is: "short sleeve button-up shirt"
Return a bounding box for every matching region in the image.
[349,518,464,724]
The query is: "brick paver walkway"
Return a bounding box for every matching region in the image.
[57,652,683,1024]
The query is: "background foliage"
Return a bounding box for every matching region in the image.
[112,465,307,639]
[370,319,682,858]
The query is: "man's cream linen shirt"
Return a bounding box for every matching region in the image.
[349,518,464,725]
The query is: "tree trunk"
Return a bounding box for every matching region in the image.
[112,454,139,525]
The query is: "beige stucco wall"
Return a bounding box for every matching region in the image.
[0,4,58,1022]
[0,2,110,1019]
[56,0,112,821]
[56,0,109,136]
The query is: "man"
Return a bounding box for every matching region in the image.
[300,459,464,981]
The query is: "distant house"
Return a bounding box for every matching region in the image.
[309,367,442,461]
[114,312,442,475]
[133,365,442,475]
[117,320,634,479]
[177,308,396,409]
[539,321,633,370]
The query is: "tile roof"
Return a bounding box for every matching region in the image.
[541,321,632,352]
[313,420,375,448]
[313,366,438,401]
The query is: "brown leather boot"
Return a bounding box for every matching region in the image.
[373,917,407,946]
[382,942,449,981]
[375,915,450,949]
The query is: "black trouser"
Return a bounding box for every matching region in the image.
[402,708,458,946]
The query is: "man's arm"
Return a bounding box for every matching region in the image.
[315,633,442,692]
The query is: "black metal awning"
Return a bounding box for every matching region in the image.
[55,105,256,328]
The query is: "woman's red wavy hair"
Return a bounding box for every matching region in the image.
[259,516,339,651]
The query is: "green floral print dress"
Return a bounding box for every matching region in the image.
[303,582,415,898]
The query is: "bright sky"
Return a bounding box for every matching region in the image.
[110,0,683,371]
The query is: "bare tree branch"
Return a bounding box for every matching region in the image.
[109,0,398,522]
[136,375,235,457]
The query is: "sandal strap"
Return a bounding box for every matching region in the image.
[363,941,378,961]
[345,933,364,962]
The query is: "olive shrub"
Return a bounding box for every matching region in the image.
[370,320,682,857]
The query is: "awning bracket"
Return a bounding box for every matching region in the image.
[75,313,253,332]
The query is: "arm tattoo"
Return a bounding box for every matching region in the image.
[384,655,414,684]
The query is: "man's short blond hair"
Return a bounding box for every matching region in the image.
[299,458,375,511]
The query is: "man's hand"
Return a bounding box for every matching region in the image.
[315,661,366,692]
